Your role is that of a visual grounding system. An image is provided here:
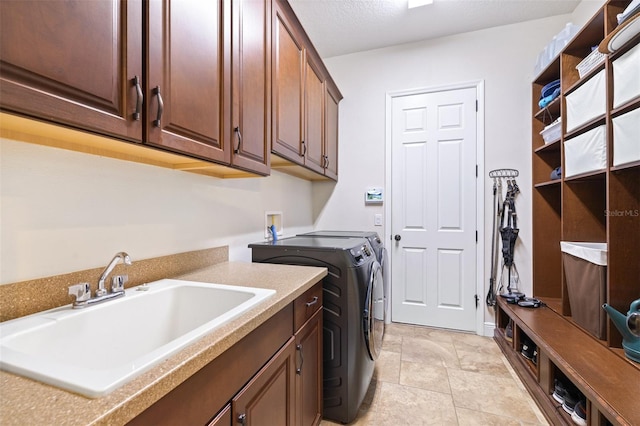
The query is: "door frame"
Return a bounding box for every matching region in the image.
[384,80,486,336]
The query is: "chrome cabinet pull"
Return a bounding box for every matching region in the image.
[234,126,242,154]
[305,296,319,307]
[153,86,164,127]
[237,413,246,425]
[132,76,143,121]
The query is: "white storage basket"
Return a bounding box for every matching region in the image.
[576,49,606,78]
[613,108,640,166]
[540,118,562,144]
[566,69,606,132]
[613,43,640,108]
[564,125,606,177]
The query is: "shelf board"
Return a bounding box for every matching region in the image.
[534,139,561,153]
[533,56,560,84]
[564,170,606,182]
[611,97,640,118]
[534,179,562,189]
[611,160,640,172]
[539,297,562,314]
[564,115,606,140]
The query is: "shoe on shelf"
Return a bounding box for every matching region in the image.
[505,320,513,342]
[521,336,536,361]
[562,389,579,414]
[552,378,567,404]
[571,399,587,425]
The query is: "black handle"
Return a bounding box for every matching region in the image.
[300,140,307,157]
[234,126,242,154]
[132,76,142,121]
[153,86,164,127]
[324,155,329,169]
[305,296,319,307]
[394,234,401,241]
[296,344,303,374]
[237,413,246,425]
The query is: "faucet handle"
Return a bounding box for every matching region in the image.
[111,275,128,293]
[68,283,91,302]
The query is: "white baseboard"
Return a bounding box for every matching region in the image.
[483,321,496,337]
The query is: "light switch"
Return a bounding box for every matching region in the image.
[374,214,383,226]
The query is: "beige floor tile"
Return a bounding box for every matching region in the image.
[447,368,541,423]
[381,331,402,353]
[374,350,401,383]
[451,332,503,356]
[455,407,521,425]
[399,360,451,394]
[401,336,461,369]
[373,382,458,425]
[412,326,456,344]
[384,322,419,337]
[455,348,513,378]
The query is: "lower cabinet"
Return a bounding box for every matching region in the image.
[127,281,323,426]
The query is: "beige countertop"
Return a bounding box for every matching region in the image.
[0,261,327,426]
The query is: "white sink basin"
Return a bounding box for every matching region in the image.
[0,279,275,397]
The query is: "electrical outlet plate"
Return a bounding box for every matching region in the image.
[265,211,283,239]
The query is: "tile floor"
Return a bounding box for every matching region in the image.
[321,323,548,426]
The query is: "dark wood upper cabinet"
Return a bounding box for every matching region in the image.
[0,0,143,141]
[324,81,341,181]
[304,55,325,175]
[272,0,305,163]
[230,0,272,175]
[145,0,231,164]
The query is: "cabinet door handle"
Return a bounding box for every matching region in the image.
[300,140,306,157]
[296,344,303,374]
[237,413,246,426]
[305,296,318,307]
[234,126,242,154]
[153,86,164,127]
[324,155,329,169]
[132,76,143,121]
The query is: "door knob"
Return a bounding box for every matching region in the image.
[394,234,401,241]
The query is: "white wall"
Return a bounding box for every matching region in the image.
[314,14,575,329]
[0,138,314,284]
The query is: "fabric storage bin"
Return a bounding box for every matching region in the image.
[566,69,606,132]
[613,42,640,108]
[613,108,640,166]
[564,125,606,177]
[561,242,607,340]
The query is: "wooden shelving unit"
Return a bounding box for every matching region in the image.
[497,1,640,425]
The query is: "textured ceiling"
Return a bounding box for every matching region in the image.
[288,0,581,58]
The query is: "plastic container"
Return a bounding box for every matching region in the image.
[566,69,606,132]
[564,125,606,177]
[540,118,562,144]
[561,242,608,339]
[576,49,606,78]
[613,108,640,166]
[613,42,640,108]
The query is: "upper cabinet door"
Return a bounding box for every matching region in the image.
[230,0,271,175]
[146,0,230,164]
[304,55,325,175]
[324,82,341,181]
[272,0,304,164]
[0,0,143,141]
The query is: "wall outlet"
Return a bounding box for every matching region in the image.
[265,211,283,239]
[374,214,383,226]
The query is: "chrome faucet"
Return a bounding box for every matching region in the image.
[97,251,132,296]
[68,251,132,308]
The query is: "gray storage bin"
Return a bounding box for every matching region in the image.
[560,242,607,340]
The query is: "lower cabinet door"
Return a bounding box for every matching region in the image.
[233,337,296,426]
[208,404,232,426]
[295,308,323,426]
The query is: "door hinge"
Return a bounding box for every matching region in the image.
[476,164,478,177]
[475,100,478,111]
[475,230,478,242]
[475,294,479,308]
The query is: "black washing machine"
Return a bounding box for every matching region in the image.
[298,230,389,325]
[249,236,384,424]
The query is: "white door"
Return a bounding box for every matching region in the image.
[390,87,477,331]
